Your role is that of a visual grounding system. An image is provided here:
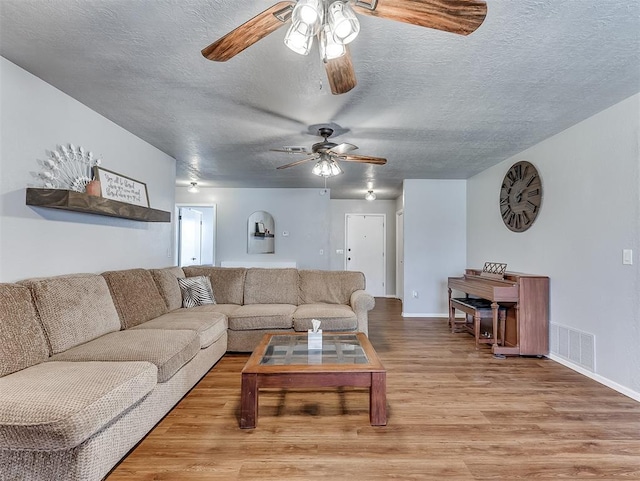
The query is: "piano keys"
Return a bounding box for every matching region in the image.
[448,269,549,356]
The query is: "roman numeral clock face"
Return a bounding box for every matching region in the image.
[499,161,542,232]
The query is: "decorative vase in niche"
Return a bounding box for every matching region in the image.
[85,180,101,197]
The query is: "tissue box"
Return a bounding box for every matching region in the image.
[307,329,322,350]
[307,350,322,365]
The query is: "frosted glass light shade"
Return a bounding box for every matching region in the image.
[319,23,346,61]
[284,20,314,55]
[365,190,376,201]
[293,0,323,34]
[328,1,360,44]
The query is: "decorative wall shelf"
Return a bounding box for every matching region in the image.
[26,188,171,222]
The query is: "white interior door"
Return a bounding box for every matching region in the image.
[345,214,385,296]
[179,207,203,267]
[396,210,404,301]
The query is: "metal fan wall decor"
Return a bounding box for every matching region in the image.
[273,127,386,176]
[202,0,487,94]
[35,144,102,191]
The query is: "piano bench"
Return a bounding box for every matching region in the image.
[449,298,507,350]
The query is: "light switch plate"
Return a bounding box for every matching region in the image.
[623,249,633,265]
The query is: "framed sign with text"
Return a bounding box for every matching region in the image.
[93,167,150,207]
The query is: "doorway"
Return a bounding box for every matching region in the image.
[176,204,216,267]
[395,210,404,301]
[345,214,385,296]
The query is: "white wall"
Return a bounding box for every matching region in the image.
[402,180,467,316]
[175,187,331,269]
[329,199,397,296]
[0,58,176,282]
[467,93,640,397]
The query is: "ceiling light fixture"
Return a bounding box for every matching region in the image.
[312,156,343,177]
[365,190,376,201]
[284,0,360,61]
[188,182,199,193]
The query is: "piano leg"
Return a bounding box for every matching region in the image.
[474,313,481,350]
[491,301,499,351]
[448,288,454,332]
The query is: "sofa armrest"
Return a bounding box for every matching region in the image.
[350,290,375,336]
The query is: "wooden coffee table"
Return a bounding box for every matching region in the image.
[240,332,386,429]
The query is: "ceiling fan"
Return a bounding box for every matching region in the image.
[201,0,488,95]
[273,127,387,176]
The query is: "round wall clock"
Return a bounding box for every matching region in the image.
[499,161,542,232]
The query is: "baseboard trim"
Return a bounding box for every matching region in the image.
[401,313,447,318]
[549,354,640,402]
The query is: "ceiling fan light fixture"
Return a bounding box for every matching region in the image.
[328,1,360,45]
[188,182,199,193]
[312,158,343,177]
[365,190,376,201]
[319,23,346,61]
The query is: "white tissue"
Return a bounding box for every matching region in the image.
[312,319,321,333]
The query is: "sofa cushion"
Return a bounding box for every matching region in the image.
[227,304,296,331]
[50,329,199,383]
[178,276,216,308]
[20,274,122,355]
[132,310,227,349]
[243,268,299,305]
[0,283,49,376]
[292,303,358,331]
[183,267,246,305]
[187,303,241,317]
[150,266,185,311]
[102,269,168,329]
[0,360,156,451]
[299,270,365,305]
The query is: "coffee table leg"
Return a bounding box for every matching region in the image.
[370,372,387,426]
[240,373,258,429]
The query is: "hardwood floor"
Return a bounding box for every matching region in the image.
[106,298,640,480]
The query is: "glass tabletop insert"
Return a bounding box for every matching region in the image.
[260,334,369,366]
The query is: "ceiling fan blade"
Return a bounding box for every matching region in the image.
[329,143,359,154]
[353,0,487,36]
[340,154,388,165]
[324,47,357,95]
[276,156,318,170]
[202,1,295,61]
[270,148,311,154]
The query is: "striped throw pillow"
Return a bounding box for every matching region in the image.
[177,276,216,308]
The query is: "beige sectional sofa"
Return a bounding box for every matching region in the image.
[180,266,374,351]
[0,266,374,481]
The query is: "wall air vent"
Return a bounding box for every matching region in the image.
[550,323,595,372]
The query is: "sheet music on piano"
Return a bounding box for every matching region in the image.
[479,262,508,280]
[447,267,550,356]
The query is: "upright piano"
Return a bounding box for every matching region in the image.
[447,269,549,356]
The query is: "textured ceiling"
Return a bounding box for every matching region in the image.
[1,0,639,199]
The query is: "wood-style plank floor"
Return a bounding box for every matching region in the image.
[106,298,640,480]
